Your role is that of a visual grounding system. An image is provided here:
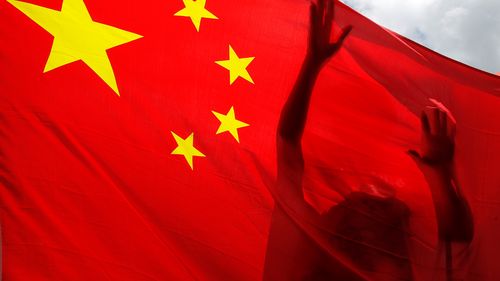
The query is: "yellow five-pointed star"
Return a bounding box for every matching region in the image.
[215,45,255,85]
[171,132,205,170]
[7,0,142,96]
[212,106,249,143]
[174,0,218,32]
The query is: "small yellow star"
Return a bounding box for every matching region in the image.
[7,0,142,96]
[212,106,249,143]
[171,131,205,170]
[174,0,218,32]
[215,45,254,85]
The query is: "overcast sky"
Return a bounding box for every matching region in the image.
[341,0,500,74]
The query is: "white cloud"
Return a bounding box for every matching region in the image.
[342,0,500,74]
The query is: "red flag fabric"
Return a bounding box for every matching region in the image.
[1,0,499,280]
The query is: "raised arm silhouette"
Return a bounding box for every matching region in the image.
[264,1,367,279]
[409,104,474,281]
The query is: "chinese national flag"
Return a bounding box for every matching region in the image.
[1,0,499,280]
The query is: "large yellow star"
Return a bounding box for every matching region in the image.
[7,0,142,96]
[215,45,254,85]
[174,0,218,32]
[171,131,205,170]
[212,106,249,143]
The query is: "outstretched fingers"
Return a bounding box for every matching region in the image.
[448,116,456,138]
[338,25,353,43]
[423,106,440,136]
[421,110,431,134]
[432,107,441,135]
[328,25,352,55]
[308,0,352,62]
[310,3,318,32]
[408,149,423,163]
[428,97,457,136]
[317,0,325,25]
[422,105,456,139]
[324,0,334,36]
[439,110,447,136]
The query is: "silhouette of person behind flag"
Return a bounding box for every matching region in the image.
[263,1,474,280]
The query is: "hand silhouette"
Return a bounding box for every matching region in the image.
[409,103,474,245]
[410,105,456,166]
[307,0,352,66]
